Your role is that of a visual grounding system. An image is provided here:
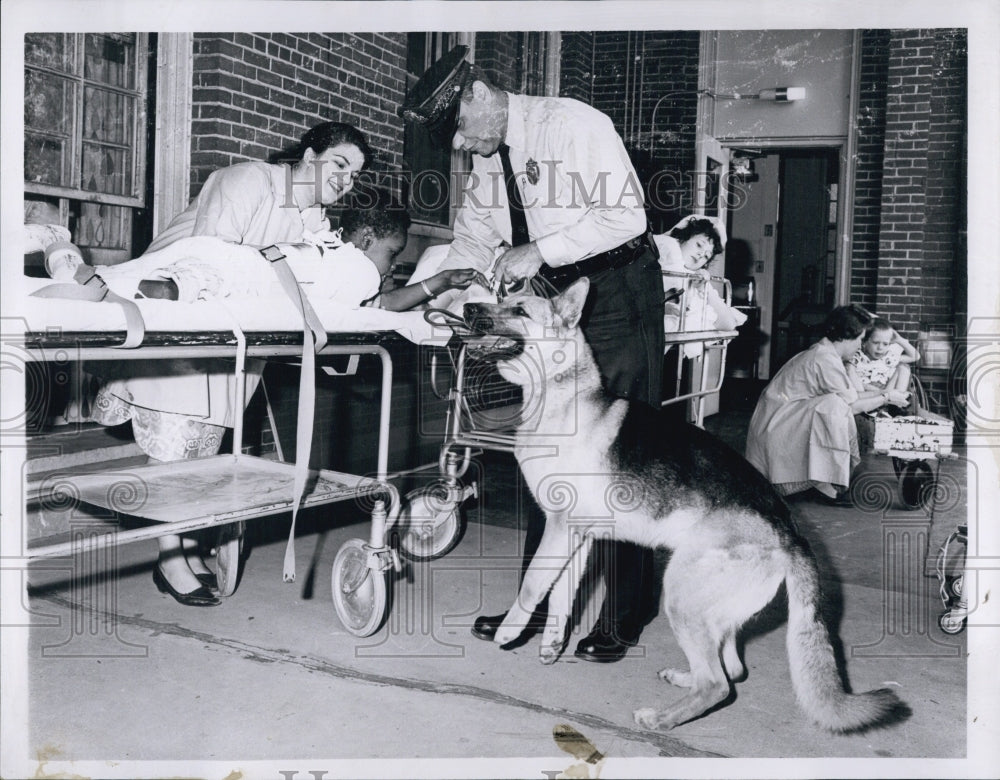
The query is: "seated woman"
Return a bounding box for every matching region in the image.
[654,215,747,357]
[847,316,920,410]
[745,304,910,507]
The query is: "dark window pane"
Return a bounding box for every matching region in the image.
[82,142,131,195]
[84,34,135,89]
[83,87,134,145]
[77,201,131,250]
[25,134,71,186]
[25,34,77,72]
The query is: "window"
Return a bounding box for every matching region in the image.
[24,33,150,263]
[403,32,466,228]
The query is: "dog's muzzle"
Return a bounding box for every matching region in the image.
[460,303,522,360]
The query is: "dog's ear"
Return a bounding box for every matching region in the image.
[553,277,590,329]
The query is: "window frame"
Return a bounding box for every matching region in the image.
[24,32,150,209]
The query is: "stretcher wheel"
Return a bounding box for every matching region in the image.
[213,521,245,597]
[397,488,465,561]
[938,610,966,635]
[950,575,964,597]
[331,538,388,637]
[897,460,934,510]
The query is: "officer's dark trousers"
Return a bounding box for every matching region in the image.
[518,249,664,639]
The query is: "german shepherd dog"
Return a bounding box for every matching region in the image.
[463,278,903,732]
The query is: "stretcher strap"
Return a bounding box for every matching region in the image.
[260,245,323,583]
[262,245,329,353]
[282,328,316,582]
[30,266,145,348]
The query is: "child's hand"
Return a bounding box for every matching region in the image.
[886,389,909,407]
[432,268,490,293]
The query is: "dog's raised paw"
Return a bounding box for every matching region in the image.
[633,708,662,730]
[657,667,692,688]
[539,643,562,664]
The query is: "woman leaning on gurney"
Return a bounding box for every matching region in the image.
[90,122,373,607]
[89,124,483,607]
[655,215,747,356]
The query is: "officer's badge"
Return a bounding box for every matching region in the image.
[525,158,540,185]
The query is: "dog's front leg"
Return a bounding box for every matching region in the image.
[539,532,592,664]
[495,513,574,647]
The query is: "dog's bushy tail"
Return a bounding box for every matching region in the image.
[784,546,902,732]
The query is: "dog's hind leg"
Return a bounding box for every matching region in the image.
[721,630,745,680]
[636,617,730,730]
[495,514,576,646]
[538,533,592,663]
[637,539,785,730]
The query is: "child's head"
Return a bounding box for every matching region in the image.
[338,197,410,277]
[863,317,894,359]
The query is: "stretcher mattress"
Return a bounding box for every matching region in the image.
[14,276,447,348]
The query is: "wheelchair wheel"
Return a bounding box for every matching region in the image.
[212,521,245,597]
[331,538,388,637]
[897,460,934,510]
[909,374,929,413]
[938,610,966,635]
[397,487,466,562]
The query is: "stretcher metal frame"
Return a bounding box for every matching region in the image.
[22,328,404,637]
[393,271,741,561]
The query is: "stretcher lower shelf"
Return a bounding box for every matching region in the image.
[61,454,382,523]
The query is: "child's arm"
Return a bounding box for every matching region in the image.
[892,329,919,364]
[845,362,866,394]
[378,268,489,312]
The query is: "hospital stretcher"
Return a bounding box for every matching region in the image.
[15,283,439,638]
[395,271,740,561]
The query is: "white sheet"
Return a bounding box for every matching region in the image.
[16,275,453,347]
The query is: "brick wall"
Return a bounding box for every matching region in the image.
[850,30,891,309]
[851,29,967,415]
[475,32,523,92]
[590,31,700,232]
[189,33,408,198]
[559,32,594,103]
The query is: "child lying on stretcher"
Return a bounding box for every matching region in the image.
[92,203,485,311]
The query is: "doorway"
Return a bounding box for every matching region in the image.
[726,146,841,378]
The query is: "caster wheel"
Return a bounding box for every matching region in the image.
[938,610,966,635]
[950,575,964,598]
[212,521,245,597]
[398,487,465,561]
[898,460,934,510]
[332,538,388,637]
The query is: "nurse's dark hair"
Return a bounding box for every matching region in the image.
[669,217,724,257]
[269,121,374,168]
[823,304,873,342]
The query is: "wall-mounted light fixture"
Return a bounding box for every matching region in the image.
[701,87,806,102]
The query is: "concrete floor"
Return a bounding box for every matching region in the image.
[13,409,975,778]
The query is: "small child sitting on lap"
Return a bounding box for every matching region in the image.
[847,317,919,409]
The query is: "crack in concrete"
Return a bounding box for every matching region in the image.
[32,590,725,759]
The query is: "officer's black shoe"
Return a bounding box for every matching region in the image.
[573,624,640,663]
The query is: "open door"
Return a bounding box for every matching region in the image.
[693,135,730,416]
[694,134,730,230]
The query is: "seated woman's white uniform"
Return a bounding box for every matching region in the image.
[744,304,909,504]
